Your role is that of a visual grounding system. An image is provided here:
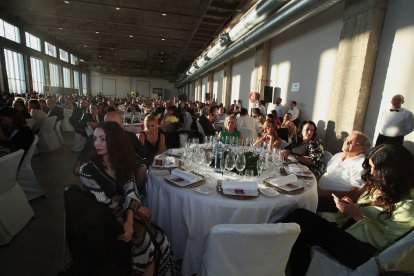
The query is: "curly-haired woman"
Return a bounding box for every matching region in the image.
[282,144,414,275]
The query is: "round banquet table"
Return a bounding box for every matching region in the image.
[147,167,318,276]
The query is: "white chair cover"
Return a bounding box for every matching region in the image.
[196,121,205,141]
[26,118,35,129]
[202,223,301,276]
[54,120,64,144]
[238,127,253,140]
[71,132,87,152]
[306,230,414,276]
[17,135,44,201]
[323,150,333,168]
[61,108,74,132]
[37,116,60,152]
[0,150,34,245]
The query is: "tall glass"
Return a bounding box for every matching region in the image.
[224,152,236,180]
[235,153,246,178]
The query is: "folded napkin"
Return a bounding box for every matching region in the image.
[168,148,184,155]
[287,163,310,173]
[266,174,298,187]
[171,169,200,182]
[221,181,258,191]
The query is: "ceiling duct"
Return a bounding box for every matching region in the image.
[186,0,290,80]
[176,0,343,88]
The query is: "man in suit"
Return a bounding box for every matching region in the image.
[46,99,64,121]
[80,103,105,134]
[69,98,89,137]
[198,106,216,137]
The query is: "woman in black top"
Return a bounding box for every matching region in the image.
[137,114,166,157]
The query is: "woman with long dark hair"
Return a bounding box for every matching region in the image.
[282,144,414,275]
[79,121,178,275]
[281,120,324,178]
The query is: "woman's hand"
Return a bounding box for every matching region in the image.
[117,210,134,242]
[334,196,363,221]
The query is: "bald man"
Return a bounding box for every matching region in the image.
[376,94,414,146]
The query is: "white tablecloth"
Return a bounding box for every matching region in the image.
[147,167,318,276]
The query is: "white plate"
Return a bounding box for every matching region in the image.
[258,185,280,197]
[195,186,214,195]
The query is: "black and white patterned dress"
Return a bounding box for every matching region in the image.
[80,161,179,275]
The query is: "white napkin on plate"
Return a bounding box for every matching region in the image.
[266,174,298,187]
[287,163,310,173]
[168,148,184,155]
[221,181,258,191]
[171,169,200,182]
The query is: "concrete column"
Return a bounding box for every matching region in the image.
[197,78,202,101]
[255,42,271,101]
[190,81,196,101]
[328,0,387,135]
[222,61,232,111]
[207,71,214,102]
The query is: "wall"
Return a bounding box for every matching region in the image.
[213,68,223,104]
[90,71,176,98]
[365,0,414,152]
[231,50,255,108]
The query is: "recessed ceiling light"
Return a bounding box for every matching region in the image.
[59,27,63,30]
[98,55,102,58]
[84,45,87,47]
[95,31,100,34]
[64,1,70,4]
[162,13,167,16]
[161,38,165,41]
[110,47,114,50]
[160,60,164,63]
[115,7,120,10]
[129,35,133,38]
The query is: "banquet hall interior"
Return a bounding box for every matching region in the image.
[0,0,414,275]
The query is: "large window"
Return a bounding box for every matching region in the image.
[4,49,26,93]
[49,62,60,87]
[45,42,57,57]
[25,32,41,51]
[60,49,69,62]
[30,57,45,93]
[81,73,88,95]
[73,70,80,91]
[70,54,78,65]
[63,67,71,88]
[0,19,20,43]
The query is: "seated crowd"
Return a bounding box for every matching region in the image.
[1,90,413,275]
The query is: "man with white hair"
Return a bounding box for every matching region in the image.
[317,131,371,212]
[375,94,414,146]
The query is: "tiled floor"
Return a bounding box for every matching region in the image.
[0,132,81,276]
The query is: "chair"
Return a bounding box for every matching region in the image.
[55,120,64,144]
[238,127,253,140]
[72,133,87,152]
[202,223,301,276]
[306,229,414,276]
[26,118,35,130]
[37,116,60,152]
[196,121,206,142]
[17,135,44,201]
[0,150,35,245]
[277,128,289,142]
[323,150,333,168]
[61,108,75,132]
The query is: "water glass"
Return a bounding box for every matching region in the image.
[244,169,254,180]
[224,152,236,180]
[235,153,246,178]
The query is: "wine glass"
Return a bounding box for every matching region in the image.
[203,150,214,178]
[256,155,265,178]
[235,153,246,178]
[219,155,226,180]
[193,147,204,167]
[224,152,236,180]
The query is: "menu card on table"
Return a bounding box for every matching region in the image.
[221,181,258,196]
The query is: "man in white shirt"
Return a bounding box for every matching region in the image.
[288,100,300,126]
[317,131,371,212]
[237,107,258,140]
[375,94,414,146]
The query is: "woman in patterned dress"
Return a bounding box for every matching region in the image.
[79,121,178,275]
[281,120,325,178]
